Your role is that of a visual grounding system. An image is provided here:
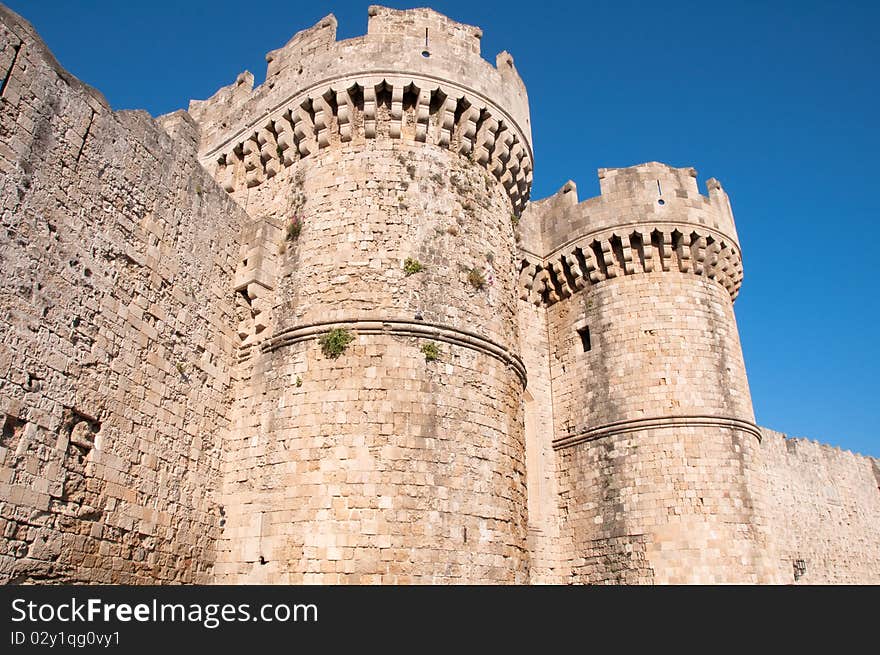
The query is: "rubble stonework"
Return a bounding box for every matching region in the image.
[1,4,878,584]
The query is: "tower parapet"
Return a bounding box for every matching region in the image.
[518,163,743,306]
[189,5,533,213]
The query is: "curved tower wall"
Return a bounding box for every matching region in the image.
[190,6,533,583]
[519,163,779,583]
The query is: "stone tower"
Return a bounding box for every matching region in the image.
[518,164,778,583]
[187,6,534,583]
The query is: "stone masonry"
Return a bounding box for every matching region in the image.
[1,4,878,584]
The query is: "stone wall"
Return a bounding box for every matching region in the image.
[0,7,248,583]
[759,429,880,583]
[517,300,568,583]
[217,331,528,584]
[548,274,755,435]
[546,274,778,583]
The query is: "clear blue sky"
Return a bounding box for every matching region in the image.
[7,1,878,457]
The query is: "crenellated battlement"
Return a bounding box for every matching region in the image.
[517,162,743,305]
[185,6,532,212]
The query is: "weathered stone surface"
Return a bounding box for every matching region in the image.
[0,5,248,583]
[0,4,877,585]
[757,429,880,583]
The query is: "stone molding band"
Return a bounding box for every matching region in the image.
[261,318,528,386]
[551,414,762,450]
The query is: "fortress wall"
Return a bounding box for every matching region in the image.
[257,141,522,346]
[516,300,568,583]
[4,2,877,587]
[556,425,778,583]
[516,181,572,259]
[758,429,880,583]
[517,164,744,310]
[195,75,532,223]
[549,274,754,434]
[215,133,530,582]
[0,8,248,582]
[217,334,527,584]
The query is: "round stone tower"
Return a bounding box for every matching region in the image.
[188,6,533,583]
[520,163,779,583]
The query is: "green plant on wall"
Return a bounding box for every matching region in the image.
[286,215,304,241]
[319,328,354,358]
[403,257,425,276]
[467,267,486,290]
[421,342,441,362]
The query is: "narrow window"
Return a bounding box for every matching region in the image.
[577,326,591,352]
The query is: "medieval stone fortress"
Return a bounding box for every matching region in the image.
[0,4,878,584]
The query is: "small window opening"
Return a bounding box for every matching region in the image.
[577,326,591,352]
